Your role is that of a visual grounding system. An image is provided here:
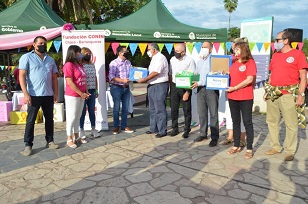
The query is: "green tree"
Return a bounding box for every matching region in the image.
[228,27,240,41]
[223,0,238,30]
[302,38,308,58]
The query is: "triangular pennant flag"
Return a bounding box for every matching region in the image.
[0,66,4,70]
[291,42,298,49]
[263,43,270,52]
[157,43,164,52]
[226,42,232,52]
[111,42,120,55]
[53,41,62,53]
[5,66,8,70]
[186,42,194,54]
[27,45,32,51]
[213,42,221,52]
[129,43,138,56]
[220,42,225,52]
[298,42,304,50]
[271,43,275,52]
[105,42,111,53]
[47,41,53,52]
[138,43,147,56]
[165,43,173,54]
[256,43,263,52]
[194,42,202,54]
[120,42,129,48]
[248,42,256,51]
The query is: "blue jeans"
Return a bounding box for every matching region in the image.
[80,89,96,130]
[110,85,130,129]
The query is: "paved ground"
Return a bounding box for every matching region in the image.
[0,86,308,203]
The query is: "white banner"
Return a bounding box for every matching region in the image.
[61,30,108,130]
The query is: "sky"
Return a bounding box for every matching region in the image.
[161,0,308,39]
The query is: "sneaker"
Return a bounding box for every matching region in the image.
[79,130,86,138]
[182,132,189,139]
[113,127,120,135]
[265,148,281,155]
[122,127,134,133]
[20,146,32,156]
[46,141,59,149]
[91,129,100,138]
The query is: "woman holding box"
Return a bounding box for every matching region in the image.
[226,41,256,159]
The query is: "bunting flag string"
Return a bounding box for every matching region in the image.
[248,42,256,51]
[213,42,221,53]
[194,42,202,54]
[111,42,120,55]
[220,42,225,52]
[256,43,263,52]
[225,42,232,52]
[0,65,4,70]
[53,41,62,53]
[138,43,147,56]
[47,41,53,52]
[129,43,138,56]
[186,42,194,54]
[291,42,298,49]
[120,42,129,48]
[165,43,173,54]
[105,42,111,54]
[157,43,164,52]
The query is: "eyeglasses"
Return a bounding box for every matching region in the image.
[275,38,284,43]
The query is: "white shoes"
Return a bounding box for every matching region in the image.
[91,129,100,138]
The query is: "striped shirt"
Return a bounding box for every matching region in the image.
[109,57,131,85]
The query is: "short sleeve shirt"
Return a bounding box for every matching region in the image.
[170,55,196,83]
[63,62,87,97]
[148,52,169,84]
[18,51,58,96]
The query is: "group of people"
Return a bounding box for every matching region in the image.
[18,30,307,162]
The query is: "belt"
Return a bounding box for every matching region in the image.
[148,81,169,88]
[111,84,129,88]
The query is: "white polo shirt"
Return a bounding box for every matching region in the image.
[148,52,169,84]
[170,55,196,83]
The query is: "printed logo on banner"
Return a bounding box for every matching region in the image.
[154,32,161,38]
[189,32,195,40]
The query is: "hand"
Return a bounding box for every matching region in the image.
[54,95,58,103]
[122,78,130,84]
[137,78,147,83]
[191,82,198,89]
[295,95,305,107]
[183,91,190,101]
[24,94,31,106]
[225,86,236,92]
[81,92,90,100]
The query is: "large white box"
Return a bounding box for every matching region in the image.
[206,75,230,90]
[43,103,65,122]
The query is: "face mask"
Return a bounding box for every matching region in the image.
[274,42,284,51]
[174,52,182,59]
[200,48,210,57]
[123,52,130,59]
[147,50,152,58]
[37,45,46,53]
[77,53,83,61]
[83,54,91,62]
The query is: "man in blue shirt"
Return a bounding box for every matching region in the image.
[19,36,59,156]
[191,41,219,146]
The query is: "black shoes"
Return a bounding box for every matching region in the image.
[145,131,154,134]
[194,136,208,142]
[155,133,167,138]
[169,129,179,137]
[209,139,218,147]
[182,132,189,139]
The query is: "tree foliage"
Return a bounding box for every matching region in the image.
[228,27,240,41]
[302,38,308,58]
[223,0,238,30]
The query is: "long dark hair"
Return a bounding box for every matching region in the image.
[65,45,81,63]
[234,42,254,64]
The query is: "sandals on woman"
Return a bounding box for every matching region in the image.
[67,139,77,149]
[77,136,88,144]
[227,147,242,155]
[245,150,253,159]
[219,138,233,145]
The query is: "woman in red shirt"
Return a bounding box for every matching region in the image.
[226,42,257,159]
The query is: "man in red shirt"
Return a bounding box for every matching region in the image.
[265,30,307,161]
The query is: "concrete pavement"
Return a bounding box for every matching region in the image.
[0,87,308,203]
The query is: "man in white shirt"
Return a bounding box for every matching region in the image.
[169,43,196,138]
[138,43,169,138]
[191,41,219,146]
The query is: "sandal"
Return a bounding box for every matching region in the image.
[219,139,233,145]
[77,136,88,144]
[67,139,77,149]
[240,141,246,147]
[227,147,242,155]
[245,150,253,159]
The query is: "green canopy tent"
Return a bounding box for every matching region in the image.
[0,0,65,34]
[89,0,227,42]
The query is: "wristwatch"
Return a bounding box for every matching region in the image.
[300,92,305,96]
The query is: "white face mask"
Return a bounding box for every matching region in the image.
[147,50,152,58]
[274,42,284,51]
[200,48,209,57]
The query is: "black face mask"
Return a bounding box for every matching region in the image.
[83,55,91,62]
[37,45,46,53]
[174,52,182,59]
[123,52,130,59]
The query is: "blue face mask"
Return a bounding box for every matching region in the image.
[274,42,284,51]
[77,53,83,61]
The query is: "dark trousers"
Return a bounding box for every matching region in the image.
[24,96,54,147]
[228,99,254,149]
[197,87,219,140]
[148,82,169,134]
[170,83,191,133]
